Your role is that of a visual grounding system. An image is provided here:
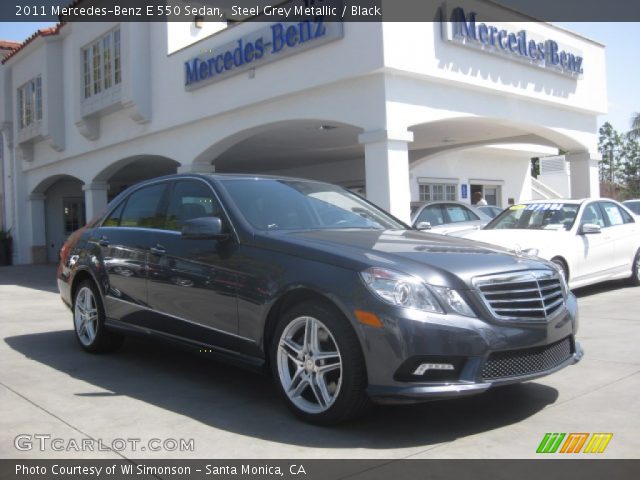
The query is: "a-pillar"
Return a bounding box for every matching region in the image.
[358,129,414,224]
[28,193,47,264]
[83,182,109,223]
[567,152,600,199]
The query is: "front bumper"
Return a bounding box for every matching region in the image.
[353,293,581,404]
[368,342,583,404]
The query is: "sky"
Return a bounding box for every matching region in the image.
[0,21,638,133]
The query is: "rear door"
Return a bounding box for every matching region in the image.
[145,179,240,349]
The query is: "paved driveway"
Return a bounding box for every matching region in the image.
[1,265,638,459]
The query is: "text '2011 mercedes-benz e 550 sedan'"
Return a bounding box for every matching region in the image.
[58,174,583,424]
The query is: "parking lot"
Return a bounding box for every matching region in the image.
[1,264,638,459]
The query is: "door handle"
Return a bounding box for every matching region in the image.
[150,244,166,255]
[98,236,109,247]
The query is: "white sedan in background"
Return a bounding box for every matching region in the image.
[456,199,640,290]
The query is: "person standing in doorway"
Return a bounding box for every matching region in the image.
[473,191,488,206]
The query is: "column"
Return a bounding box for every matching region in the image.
[83,182,109,222]
[358,129,414,224]
[28,193,47,264]
[567,152,600,199]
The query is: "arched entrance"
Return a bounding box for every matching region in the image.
[407,116,596,207]
[31,175,85,263]
[191,120,366,191]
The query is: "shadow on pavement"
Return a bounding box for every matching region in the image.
[0,264,58,293]
[5,330,559,450]
[573,279,632,298]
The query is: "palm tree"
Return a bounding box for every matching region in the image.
[631,112,640,138]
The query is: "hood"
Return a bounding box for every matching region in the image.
[457,228,568,255]
[258,229,551,288]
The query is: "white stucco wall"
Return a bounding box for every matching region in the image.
[410,145,556,206]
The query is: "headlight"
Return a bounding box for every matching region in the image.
[360,268,475,317]
[431,286,475,317]
[360,268,443,313]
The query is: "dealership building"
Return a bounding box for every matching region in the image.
[0,2,606,264]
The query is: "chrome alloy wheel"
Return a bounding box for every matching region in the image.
[277,316,343,414]
[74,287,98,346]
[635,253,640,281]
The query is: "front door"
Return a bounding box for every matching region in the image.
[573,202,612,282]
[145,179,239,350]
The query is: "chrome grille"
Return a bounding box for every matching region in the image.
[481,337,573,380]
[474,270,565,321]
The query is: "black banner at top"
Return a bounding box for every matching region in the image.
[2,0,640,22]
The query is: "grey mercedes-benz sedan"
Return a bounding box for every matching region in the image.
[58,175,582,424]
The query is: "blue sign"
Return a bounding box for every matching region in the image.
[461,184,468,199]
[185,21,343,90]
[444,7,584,77]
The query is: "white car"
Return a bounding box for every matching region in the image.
[456,199,640,290]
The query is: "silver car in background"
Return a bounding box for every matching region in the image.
[411,201,493,235]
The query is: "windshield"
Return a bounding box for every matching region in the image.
[220,179,406,231]
[485,203,579,231]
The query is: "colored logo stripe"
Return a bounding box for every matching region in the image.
[583,433,613,454]
[537,433,613,453]
[560,433,589,453]
[536,433,565,453]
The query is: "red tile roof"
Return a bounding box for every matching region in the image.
[1,24,65,64]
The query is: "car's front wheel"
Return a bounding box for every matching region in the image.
[73,280,124,353]
[629,249,640,286]
[270,301,370,424]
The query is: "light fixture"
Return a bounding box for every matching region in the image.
[412,363,455,375]
[194,15,204,28]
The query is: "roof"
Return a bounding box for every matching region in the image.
[1,24,65,64]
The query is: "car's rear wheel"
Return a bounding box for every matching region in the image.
[628,249,640,286]
[270,301,370,424]
[73,280,124,353]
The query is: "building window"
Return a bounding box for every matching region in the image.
[82,28,121,99]
[419,183,456,202]
[17,76,42,129]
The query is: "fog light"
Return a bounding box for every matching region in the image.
[412,363,455,375]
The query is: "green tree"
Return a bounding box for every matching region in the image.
[598,122,624,184]
[631,112,640,139]
[621,133,640,198]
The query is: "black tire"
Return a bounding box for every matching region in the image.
[270,301,371,424]
[628,249,640,286]
[551,257,569,283]
[72,280,124,353]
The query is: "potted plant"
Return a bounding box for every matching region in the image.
[0,229,12,266]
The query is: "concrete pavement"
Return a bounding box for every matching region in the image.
[0,265,638,459]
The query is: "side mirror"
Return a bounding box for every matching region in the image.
[181,217,229,240]
[580,223,601,235]
[416,221,432,230]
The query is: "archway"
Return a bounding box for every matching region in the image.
[191,120,365,190]
[407,116,594,207]
[31,174,85,263]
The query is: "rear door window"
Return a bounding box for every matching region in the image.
[443,204,479,223]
